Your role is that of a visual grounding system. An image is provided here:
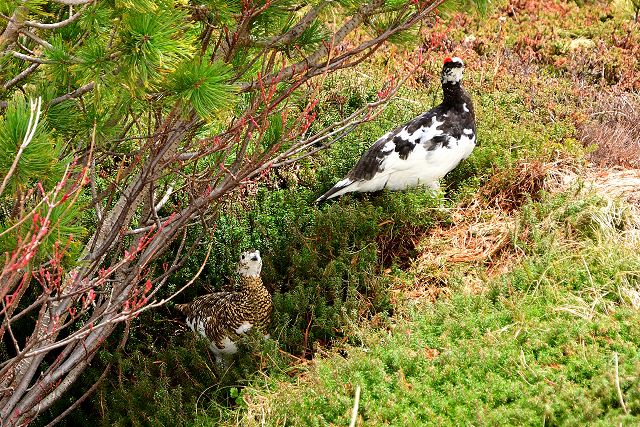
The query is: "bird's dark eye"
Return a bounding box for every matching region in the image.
[242,255,245,259]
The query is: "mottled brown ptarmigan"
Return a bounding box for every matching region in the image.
[176,250,272,364]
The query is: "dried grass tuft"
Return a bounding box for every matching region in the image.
[400,206,521,300]
[548,165,640,207]
[479,161,550,212]
[547,165,640,245]
[410,160,640,302]
[402,163,552,300]
[579,91,640,169]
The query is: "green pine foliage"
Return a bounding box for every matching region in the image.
[0,97,85,264]
[118,9,195,88]
[169,60,236,119]
[203,0,242,26]
[35,200,87,261]
[0,98,57,190]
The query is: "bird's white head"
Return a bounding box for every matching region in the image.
[237,249,262,277]
[441,56,465,84]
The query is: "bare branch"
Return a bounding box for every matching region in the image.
[24,6,87,30]
[20,29,53,49]
[154,184,174,212]
[49,82,95,106]
[11,50,54,64]
[89,158,103,222]
[2,62,39,90]
[51,0,94,5]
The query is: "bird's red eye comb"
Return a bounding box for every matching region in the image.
[444,57,453,64]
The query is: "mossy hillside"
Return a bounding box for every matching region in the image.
[75,63,578,425]
[64,0,640,424]
[86,39,565,427]
[199,0,640,425]
[212,188,640,426]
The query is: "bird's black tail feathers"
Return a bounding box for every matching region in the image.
[315,180,352,204]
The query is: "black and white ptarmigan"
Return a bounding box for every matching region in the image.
[316,56,476,203]
[176,250,272,365]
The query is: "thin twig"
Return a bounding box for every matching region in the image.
[50,82,95,106]
[11,51,54,64]
[2,63,40,90]
[20,29,54,49]
[349,385,361,427]
[52,0,94,5]
[613,352,628,414]
[154,184,174,212]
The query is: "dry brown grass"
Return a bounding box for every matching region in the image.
[403,160,640,303]
[479,161,550,212]
[394,163,551,301]
[393,203,523,303]
[548,164,640,207]
[579,91,640,169]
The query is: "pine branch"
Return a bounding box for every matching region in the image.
[239,0,385,92]
[2,63,39,90]
[11,51,55,64]
[19,29,54,49]
[0,7,26,53]
[0,97,42,198]
[49,82,95,106]
[24,5,88,30]
[250,2,329,48]
[51,0,94,5]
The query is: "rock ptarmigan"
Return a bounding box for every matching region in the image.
[176,250,272,365]
[316,57,476,203]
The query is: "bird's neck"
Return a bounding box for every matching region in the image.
[239,275,269,297]
[441,81,472,112]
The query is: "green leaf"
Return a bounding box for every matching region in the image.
[289,19,329,53]
[37,198,87,262]
[261,112,284,149]
[43,35,75,87]
[115,0,161,14]
[200,0,242,26]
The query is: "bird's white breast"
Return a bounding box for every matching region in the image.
[210,336,238,355]
[235,321,253,334]
[376,131,475,191]
[368,122,475,191]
